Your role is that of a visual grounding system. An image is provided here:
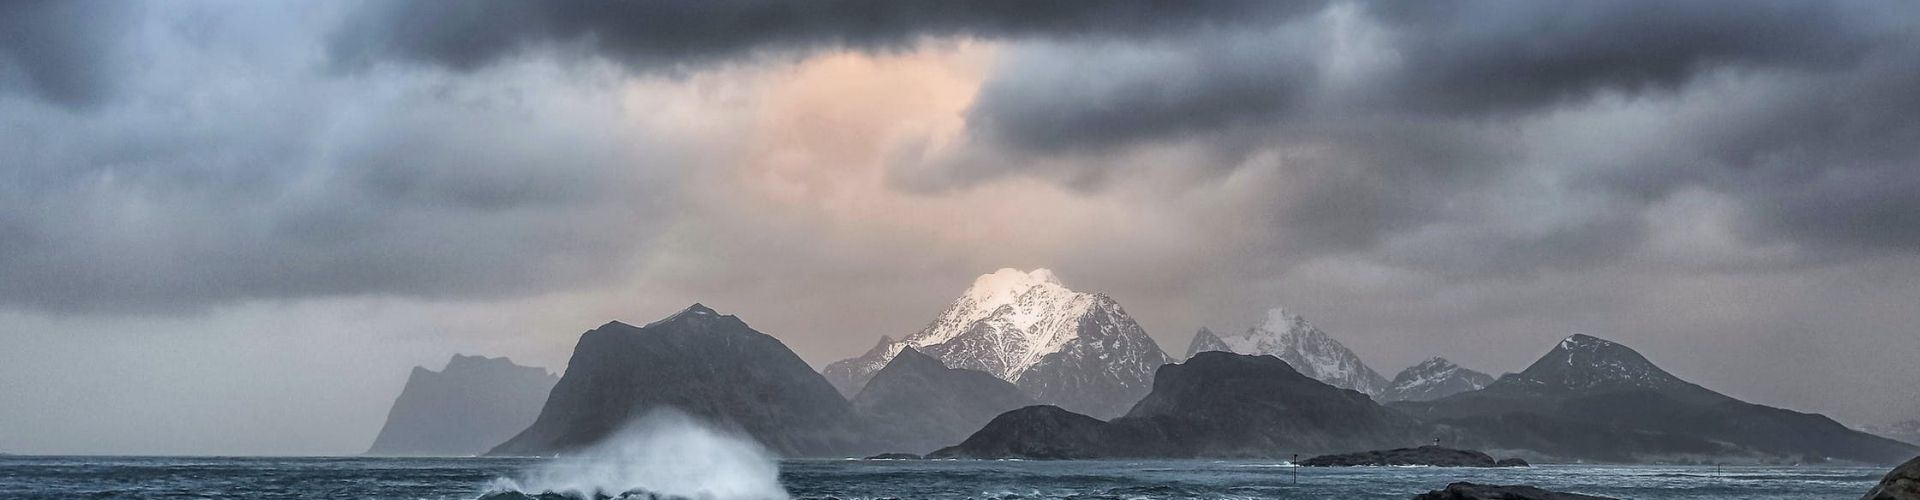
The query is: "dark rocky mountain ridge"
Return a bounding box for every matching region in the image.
[1396,334,1916,464]
[931,352,1431,459]
[852,347,1037,454]
[488,304,868,457]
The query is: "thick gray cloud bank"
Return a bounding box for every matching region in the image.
[933,0,1920,264]
[0,1,138,108]
[0,2,688,313]
[2,0,1919,454]
[327,0,1324,72]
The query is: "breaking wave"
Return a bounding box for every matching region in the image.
[479,410,789,500]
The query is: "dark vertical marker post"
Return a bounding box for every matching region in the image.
[1292,454,1299,485]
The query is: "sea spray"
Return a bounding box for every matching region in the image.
[482,410,789,500]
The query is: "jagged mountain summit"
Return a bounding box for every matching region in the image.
[824,335,905,397]
[1185,308,1390,396]
[1394,334,1917,464]
[1183,327,1229,357]
[490,304,868,457]
[823,268,1173,419]
[1379,357,1495,402]
[365,354,557,456]
[853,347,1036,454]
[930,351,1430,459]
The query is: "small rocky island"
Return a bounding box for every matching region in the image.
[1413,482,1617,500]
[1299,445,1527,467]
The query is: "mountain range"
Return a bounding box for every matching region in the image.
[1395,334,1916,463]
[930,351,1430,458]
[824,268,1172,418]
[1380,357,1495,402]
[936,334,1914,464]
[365,354,556,456]
[1186,308,1391,396]
[365,270,1914,465]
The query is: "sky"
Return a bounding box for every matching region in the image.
[2,0,1918,455]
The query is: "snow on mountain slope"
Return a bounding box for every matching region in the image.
[1183,308,1389,396]
[823,268,1172,418]
[908,268,1100,381]
[1493,333,1730,404]
[1378,357,1494,402]
[823,335,905,397]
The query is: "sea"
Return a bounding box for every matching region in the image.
[0,455,1887,499]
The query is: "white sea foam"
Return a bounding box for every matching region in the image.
[485,409,789,500]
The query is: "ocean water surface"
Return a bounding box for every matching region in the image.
[0,455,1887,499]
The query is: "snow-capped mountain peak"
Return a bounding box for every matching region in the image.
[1379,356,1494,402]
[962,268,1065,307]
[913,268,1090,355]
[644,303,725,328]
[822,268,1171,418]
[1531,333,1676,388]
[1502,333,1729,404]
[1185,307,1390,396]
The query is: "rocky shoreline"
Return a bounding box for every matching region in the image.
[1862,455,1920,500]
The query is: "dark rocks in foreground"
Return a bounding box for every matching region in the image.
[1300,446,1518,467]
[1862,455,1920,500]
[1412,482,1617,500]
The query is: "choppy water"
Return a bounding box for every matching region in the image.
[0,456,1887,499]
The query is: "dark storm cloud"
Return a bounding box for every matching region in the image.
[0,3,686,313]
[0,94,679,313]
[1573,28,1920,255]
[955,0,1900,163]
[326,0,1325,72]
[1721,52,1920,252]
[911,0,1920,272]
[963,31,1322,156]
[0,0,140,108]
[1367,0,1885,116]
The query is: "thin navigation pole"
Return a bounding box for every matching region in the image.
[1292,453,1299,485]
